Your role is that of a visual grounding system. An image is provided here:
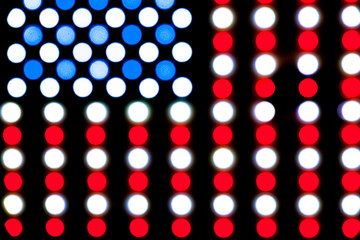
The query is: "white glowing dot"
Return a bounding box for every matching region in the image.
[341,194,360,216]
[139,7,158,28]
[3,194,24,216]
[254,54,277,76]
[253,7,276,29]
[297,6,321,29]
[40,78,60,98]
[172,77,192,98]
[73,78,93,98]
[212,194,235,216]
[7,44,26,63]
[169,148,193,170]
[297,194,321,216]
[7,78,27,98]
[254,194,278,216]
[212,7,234,29]
[170,194,193,216]
[39,43,59,63]
[24,0,41,10]
[297,148,321,170]
[212,147,235,170]
[139,42,159,63]
[253,101,275,123]
[85,102,108,124]
[212,101,235,123]
[43,102,65,123]
[73,8,92,28]
[297,54,319,75]
[172,42,192,63]
[126,102,150,123]
[126,194,149,216]
[2,148,24,170]
[106,77,126,98]
[39,8,59,28]
[105,7,125,28]
[44,194,67,216]
[86,148,108,170]
[106,42,126,63]
[297,101,320,123]
[341,6,360,28]
[43,148,66,170]
[212,54,235,76]
[139,78,159,99]
[340,101,360,122]
[1,102,22,124]
[341,147,360,170]
[86,194,109,216]
[341,53,360,75]
[127,148,150,170]
[7,8,26,28]
[73,43,92,62]
[172,8,192,28]
[169,101,192,123]
[254,147,278,170]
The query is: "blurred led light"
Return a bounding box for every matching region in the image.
[86,194,109,216]
[254,194,278,216]
[139,42,159,63]
[7,8,26,28]
[122,0,141,10]
[139,78,159,99]
[172,77,192,98]
[123,59,143,80]
[39,8,59,28]
[212,101,235,123]
[44,194,67,216]
[127,148,150,170]
[2,148,24,170]
[139,7,158,28]
[341,6,360,28]
[89,25,109,45]
[341,53,360,75]
[89,60,109,80]
[43,102,65,123]
[55,0,75,10]
[170,194,193,216]
[1,102,22,124]
[122,25,142,45]
[297,147,321,170]
[24,59,43,80]
[85,148,108,170]
[56,60,76,80]
[39,43,59,63]
[43,148,66,170]
[7,44,26,63]
[106,77,126,98]
[297,101,320,123]
[172,42,192,63]
[86,102,108,124]
[172,8,192,28]
[73,8,92,28]
[253,7,276,29]
[212,54,235,76]
[56,25,76,46]
[73,77,93,98]
[254,54,277,76]
[126,102,150,123]
[169,147,193,170]
[297,54,319,75]
[169,101,193,123]
[341,194,360,216]
[23,25,42,46]
[73,43,92,62]
[24,0,42,10]
[155,0,174,10]
[212,194,235,216]
[89,0,108,10]
[254,147,278,170]
[106,42,125,62]
[339,100,360,122]
[126,194,149,216]
[253,101,275,123]
[3,194,24,216]
[212,147,236,170]
[341,147,360,170]
[7,78,27,98]
[297,6,321,29]
[105,8,125,28]
[211,7,234,29]
[297,194,321,216]
[155,24,175,45]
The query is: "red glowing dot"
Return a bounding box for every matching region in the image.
[45,172,64,191]
[88,172,107,191]
[46,218,64,237]
[214,218,234,238]
[5,219,23,237]
[298,31,318,51]
[213,79,232,98]
[299,78,318,98]
[258,0,273,3]
[342,30,360,51]
[341,78,360,98]
[213,32,233,52]
[86,126,106,145]
[300,0,316,3]
[299,125,319,145]
[256,31,276,51]
[299,172,319,192]
[257,218,277,238]
[256,125,276,145]
[299,218,320,238]
[255,78,275,98]
[129,126,148,145]
[172,172,191,191]
[171,126,190,145]
[214,172,233,191]
[213,126,233,145]
[214,0,231,4]
[341,124,360,145]
[129,172,148,191]
[87,218,106,237]
[130,218,149,238]
[4,172,22,191]
[343,219,360,238]
[45,126,64,145]
[344,0,358,3]
[172,218,191,238]
[342,172,360,192]
[3,126,22,145]
[256,172,276,191]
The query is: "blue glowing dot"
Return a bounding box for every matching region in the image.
[155,0,174,10]
[155,24,175,45]
[122,0,141,10]
[89,60,109,80]
[24,60,43,80]
[23,25,43,46]
[89,0,109,10]
[56,60,76,80]
[23,0,42,10]
[122,60,142,80]
[55,0,75,10]
[89,25,109,45]
[56,25,76,46]
[122,25,142,45]
[156,60,176,81]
